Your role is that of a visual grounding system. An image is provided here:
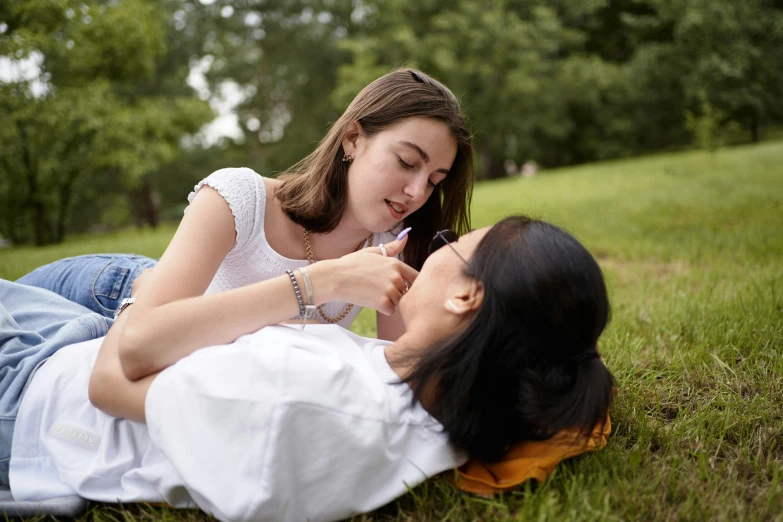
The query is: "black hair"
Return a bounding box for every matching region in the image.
[404,215,614,463]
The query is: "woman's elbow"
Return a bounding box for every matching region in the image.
[88,365,112,411]
[117,326,154,381]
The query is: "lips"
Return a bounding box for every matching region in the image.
[385,199,408,220]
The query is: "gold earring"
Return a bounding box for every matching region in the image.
[342,153,353,163]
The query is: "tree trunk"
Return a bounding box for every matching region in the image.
[32,196,49,245]
[129,190,146,229]
[129,180,159,229]
[479,140,492,180]
[750,113,760,143]
[19,123,50,245]
[141,180,159,228]
[55,172,78,244]
[480,139,508,180]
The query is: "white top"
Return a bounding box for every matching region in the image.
[187,168,399,329]
[10,325,464,522]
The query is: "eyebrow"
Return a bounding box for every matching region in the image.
[398,141,450,175]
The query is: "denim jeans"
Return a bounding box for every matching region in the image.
[0,280,113,486]
[16,254,158,318]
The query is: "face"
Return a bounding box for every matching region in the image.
[399,227,491,330]
[343,117,458,233]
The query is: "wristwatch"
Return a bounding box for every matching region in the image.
[113,297,136,319]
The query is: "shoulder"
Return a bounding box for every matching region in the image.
[188,167,266,203]
[187,168,270,248]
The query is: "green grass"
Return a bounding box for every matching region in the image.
[2,141,782,521]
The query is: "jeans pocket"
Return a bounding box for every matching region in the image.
[91,262,130,314]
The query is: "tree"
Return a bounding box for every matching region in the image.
[643,0,783,143]
[334,0,603,177]
[0,0,211,244]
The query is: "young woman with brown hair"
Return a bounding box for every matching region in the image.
[17,68,474,381]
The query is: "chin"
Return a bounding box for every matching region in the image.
[364,218,399,235]
[369,205,405,233]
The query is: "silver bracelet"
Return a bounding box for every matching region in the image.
[297,268,316,330]
[113,297,136,320]
[297,267,314,306]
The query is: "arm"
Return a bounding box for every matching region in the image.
[103,181,419,381]
[114,184,268,380]
[88,306,157,422]
[88,251,315,418]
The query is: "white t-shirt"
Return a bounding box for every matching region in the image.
[10,325,464,522]
[188,168,400,329]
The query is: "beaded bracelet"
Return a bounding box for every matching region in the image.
[286,269,306,321]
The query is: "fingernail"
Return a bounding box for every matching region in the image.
[396,227,412,241]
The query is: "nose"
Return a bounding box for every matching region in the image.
[403,174,430,203]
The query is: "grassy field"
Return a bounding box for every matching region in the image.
[2,141,782,521]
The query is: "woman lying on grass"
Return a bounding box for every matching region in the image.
[1,216,614,522]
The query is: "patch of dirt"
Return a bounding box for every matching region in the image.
[597,257,693,285]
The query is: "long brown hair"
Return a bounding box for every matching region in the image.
[275,68,474,270]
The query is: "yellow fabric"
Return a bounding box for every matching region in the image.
[449,414,612,496]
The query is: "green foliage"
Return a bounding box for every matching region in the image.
[640,0,783,142]
[0,0,211,245]
[2,0,782,234]
[2,141,782,521]
[328,0,783,177]
[685,90,741,152]
[334,0,595,176]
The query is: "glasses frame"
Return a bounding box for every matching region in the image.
[429,229,470,266]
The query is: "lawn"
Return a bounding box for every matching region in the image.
[2,141,782,521]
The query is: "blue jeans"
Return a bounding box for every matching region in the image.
[17,254,158,319]
[0,280,113,486]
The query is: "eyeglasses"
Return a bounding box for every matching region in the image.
[427,229,469,266]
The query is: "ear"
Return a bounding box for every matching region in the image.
[444,281,484,318]
[341,121,363,156]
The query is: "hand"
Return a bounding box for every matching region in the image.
[310,235,419,316]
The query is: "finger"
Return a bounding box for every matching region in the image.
[389,273,411,296]
[364,234,408,257]
[397,262,420,283]
[381,234,409,257]
[378,297,395,316]
[380,290,402,316]
[390,282,405,304]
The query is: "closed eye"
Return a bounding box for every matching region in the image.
[398,157,414,169]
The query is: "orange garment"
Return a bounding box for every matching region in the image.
[449,413,612,496]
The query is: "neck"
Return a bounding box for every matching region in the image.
[384,332,440,414]
[384,333,419,381]
[384,320,454,378]
[307,216,371,260]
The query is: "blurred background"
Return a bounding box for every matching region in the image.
[1,0,782,246]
